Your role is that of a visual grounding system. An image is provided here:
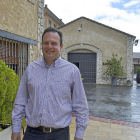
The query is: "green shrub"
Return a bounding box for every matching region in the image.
[137,67,140,74]
[104,54,125,78]
[81,74,84,81]
[0,60,20,131]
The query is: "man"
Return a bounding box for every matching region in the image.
[11,27,89,140]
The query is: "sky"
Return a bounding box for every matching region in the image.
[44,0,140,52]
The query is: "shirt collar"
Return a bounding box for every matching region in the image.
[42,56,62,68]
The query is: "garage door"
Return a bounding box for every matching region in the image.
[68,53,96,83]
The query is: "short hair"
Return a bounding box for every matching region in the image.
[42,27,63,45]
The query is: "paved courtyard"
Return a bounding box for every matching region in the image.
[84,80,140,123]
[70,116,140,140]
[70,80,140,140]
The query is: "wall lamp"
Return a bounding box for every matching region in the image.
[133,39,139,46]
[78,24,82,31]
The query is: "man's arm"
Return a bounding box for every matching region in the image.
[11,68,28,136]
[71,68,89,139]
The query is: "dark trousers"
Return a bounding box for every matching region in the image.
[22,126,70,140]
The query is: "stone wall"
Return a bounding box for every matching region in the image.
[37,0,44,60]
[127,35,135,86]
[0,0,38,40]
[29,0,44,63]
[0,0,44,63]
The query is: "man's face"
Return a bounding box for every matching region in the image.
[42,32,63,63]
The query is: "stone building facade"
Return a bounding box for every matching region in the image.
[0,0,44,79]
[59,17,136,86]
[44,5,64,30]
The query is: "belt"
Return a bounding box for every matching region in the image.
[28,126,64,133]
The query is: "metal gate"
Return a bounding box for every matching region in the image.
[68,53,96,83]
[0,37,28,79]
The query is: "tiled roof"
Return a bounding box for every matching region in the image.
[133,53,140,58]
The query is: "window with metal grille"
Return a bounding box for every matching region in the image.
[0,37,28,79]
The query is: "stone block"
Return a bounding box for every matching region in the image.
[38,24,40,29]
[41,26,44,33]
[41,0,44,4]
[38,29,40,34]
[41,19,44,26]
[40,35,42,42]
[31,0,35,4]
[41,51,43,56]
[38,7,42,13]
[38,18,40,24]
[30,50,34,55]
[42,11,44,18]
[38,13,41,18]
[39,3,44,10]
[38,35,40,42]
[30,45,33,50]
[38,42,41,50]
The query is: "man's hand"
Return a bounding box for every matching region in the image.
[74,137,83,140]
[11,133,21,140]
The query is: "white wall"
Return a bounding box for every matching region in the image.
[0,127,12,140]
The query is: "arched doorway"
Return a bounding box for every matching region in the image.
[62,43,102,84]
[68,52,96,83]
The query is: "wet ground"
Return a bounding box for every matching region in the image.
[84,80,140,123]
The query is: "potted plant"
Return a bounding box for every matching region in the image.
[136,67,140,83]
[0,60,20,136]
[104,54,125,86]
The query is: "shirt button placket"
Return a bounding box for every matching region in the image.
[46,68,50,90]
